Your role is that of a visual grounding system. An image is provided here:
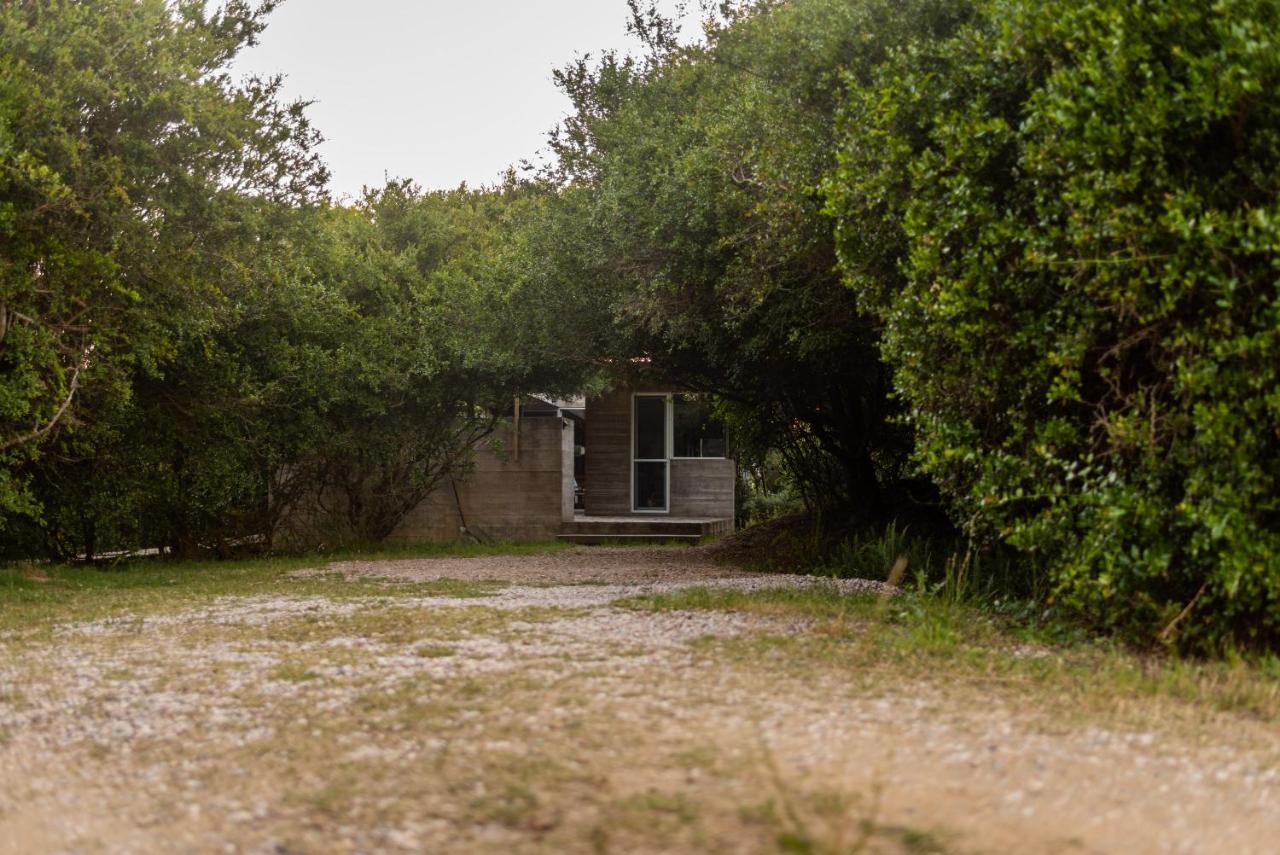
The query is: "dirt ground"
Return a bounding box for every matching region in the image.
[1,547,1277,854]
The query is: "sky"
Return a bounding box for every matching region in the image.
[235,1,695,198]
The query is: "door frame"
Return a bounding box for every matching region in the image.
[630,392,671,514]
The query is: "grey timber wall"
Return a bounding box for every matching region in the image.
[583,385,633,515]
[388,417,574,543]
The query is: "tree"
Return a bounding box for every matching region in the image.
[2,177,598,559]
[271,184,536,546]
[0,0,326,524]
[534,0,971,520]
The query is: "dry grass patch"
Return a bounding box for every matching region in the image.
[625,586,1280,737]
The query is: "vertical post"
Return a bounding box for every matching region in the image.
[512,395,521,463]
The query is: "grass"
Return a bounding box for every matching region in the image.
[415,644,457,658]
[740,751,949,855]
[260,603,567,649]
[293,776,360,819]
[628,790,700,823]
[772,819,947,855]
[269,663,322,683]
[622,585,1280,727]
[704,517,1280,727]
[411,578,510,598]
[0,540,567,636]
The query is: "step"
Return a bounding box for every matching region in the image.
[557,533,706,545]
[561,516,733,538]
[562,521,712,537]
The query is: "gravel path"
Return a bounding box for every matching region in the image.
[311,546,890,610]
[322,545,873,587]
[1,547,1276,854]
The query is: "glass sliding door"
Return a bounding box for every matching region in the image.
[632,394,669,512]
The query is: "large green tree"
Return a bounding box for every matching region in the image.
[0,0,326,523]
[270,181,585,547]
[4,179,593,559]
[535,0,970,518]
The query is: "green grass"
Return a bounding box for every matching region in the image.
[411,578,510,598]
[624,585,886,622]
[415,644,457,658]
[622,586,1280,726]
[616,790,701,827]
[269,663,322,683]
[0,540,567,635]
[262,603,518,646]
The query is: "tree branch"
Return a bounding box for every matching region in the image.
[0,347,91,454]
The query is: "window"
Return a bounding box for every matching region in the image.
[672,394,727,458]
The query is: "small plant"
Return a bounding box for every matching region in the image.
[415,645,456,658]
[269,663,321,683]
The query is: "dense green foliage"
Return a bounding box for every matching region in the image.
[0,0,327,518]
[3,0,1278,651]
[531,0,970,518]
[0,2,581,557]
[5,177,583,557]
[826,0,1280,649]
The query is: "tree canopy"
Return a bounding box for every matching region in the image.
[3,0,1280,651]
[529,0,973,518]
[0,0,325,519]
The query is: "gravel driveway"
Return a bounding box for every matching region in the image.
[1,546,1276,854]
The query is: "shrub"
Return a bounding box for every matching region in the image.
[827,0,1280,650]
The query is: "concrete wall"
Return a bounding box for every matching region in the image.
[670,458,736,519]
[388,417,574,543]
[583,383,736,521]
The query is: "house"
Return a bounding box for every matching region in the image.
[387,382,736,544]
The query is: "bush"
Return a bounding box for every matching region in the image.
[827,0,1280,650]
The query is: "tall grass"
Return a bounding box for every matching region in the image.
[817,521,1050,609]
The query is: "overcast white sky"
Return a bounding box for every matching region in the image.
[235,1,694,197]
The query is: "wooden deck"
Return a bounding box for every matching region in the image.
[559,514,733,544]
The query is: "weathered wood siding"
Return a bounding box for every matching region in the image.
[583,384,634,515]
[388,417,574,543]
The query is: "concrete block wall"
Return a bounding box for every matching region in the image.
[388,417,574,543]
[669,458,736,519]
